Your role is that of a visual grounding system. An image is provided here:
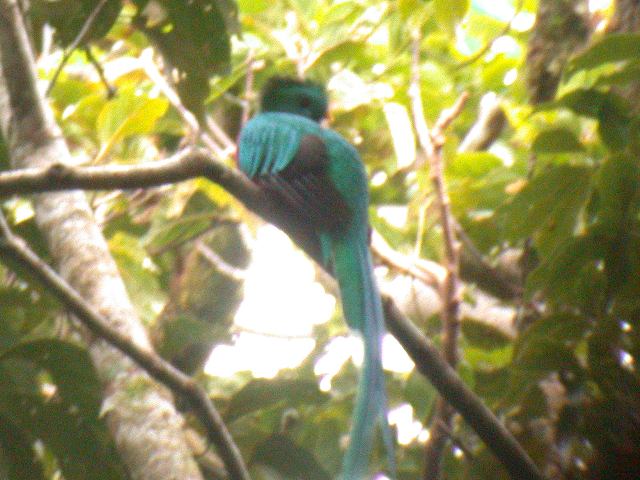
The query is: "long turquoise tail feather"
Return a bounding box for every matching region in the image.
[238,77,396,479]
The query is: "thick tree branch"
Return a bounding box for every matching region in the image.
[382,298,543,480]
[0,150,523,302]
[0,148,235,194]
[0,213,250,480]
[527,0,591,104]
[0,148,325,263]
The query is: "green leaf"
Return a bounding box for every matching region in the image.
[156,314,220,362]
[594,61,640,88]
[145,211,215,253]
[447,152,503,178]
[515,341,581,377]
[597,97,631,150]
[526,235,605,302]
[0,392,126,480]
[464,344,513,371]
[252,434,331,480]
[96,87,169,160]
[109,232,165,324]
[225,378,329,422]
[547,89,631,149]
[0,339,103,418]
[434,0,470,34]
[512,337,582,387]
[515,313,589,357]
[237,0,268,14]
[532,128,584,153]
[0,340,126,480]
[461,318,512,350]
[31,0,123,47]
[0,287,58,353]
[399,0,422,19]
[595,154,640,235]
[206,61,249,104]
[0,417,46,480]
[132,0,237,117]
[550,88,611,118]
[498,165,592,255]
[566,33,640,78]
[403,370,437,419]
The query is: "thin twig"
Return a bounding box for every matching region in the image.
[84,46,116,98]
[230,326,312,340]
[457,93,506,153]
[371,230,443,289]
[410,30,469,480]
[241,51,255,127]
[433,418,474,460]
[0,212,251,480]
[196,240,247,281]
[45,0,110,96]
[455,0,524,70]
[139,49,228,158]
[204,115,236,155]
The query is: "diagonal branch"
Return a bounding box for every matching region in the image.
[0,212,251,480]
[382,298,543,480]
[45,0,110,96]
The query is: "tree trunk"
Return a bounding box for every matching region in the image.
[0,2,204,479]
[526,0,591,104]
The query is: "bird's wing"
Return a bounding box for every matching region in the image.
[238,112,351,234]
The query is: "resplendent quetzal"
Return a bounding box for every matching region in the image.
[237,77,396,479]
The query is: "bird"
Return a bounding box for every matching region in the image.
[237,76,396,480]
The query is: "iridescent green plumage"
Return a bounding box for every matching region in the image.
[238,77,395,479]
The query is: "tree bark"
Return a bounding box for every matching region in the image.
[527,0,591,104]
[0,2,204,479]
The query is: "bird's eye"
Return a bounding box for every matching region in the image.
[299,96,312,108]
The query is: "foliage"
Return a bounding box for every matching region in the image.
[1,0,640,479]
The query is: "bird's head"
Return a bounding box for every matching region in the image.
[260,77,328,122]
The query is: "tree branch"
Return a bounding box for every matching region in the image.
[410,29,469,479]
[45,0,110,96]
[0,213,250,480]
[139,49,228,158]
[382,298,543,480]
[457,93,507,154]
[371,229,444,290]
[455,0,524,70]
